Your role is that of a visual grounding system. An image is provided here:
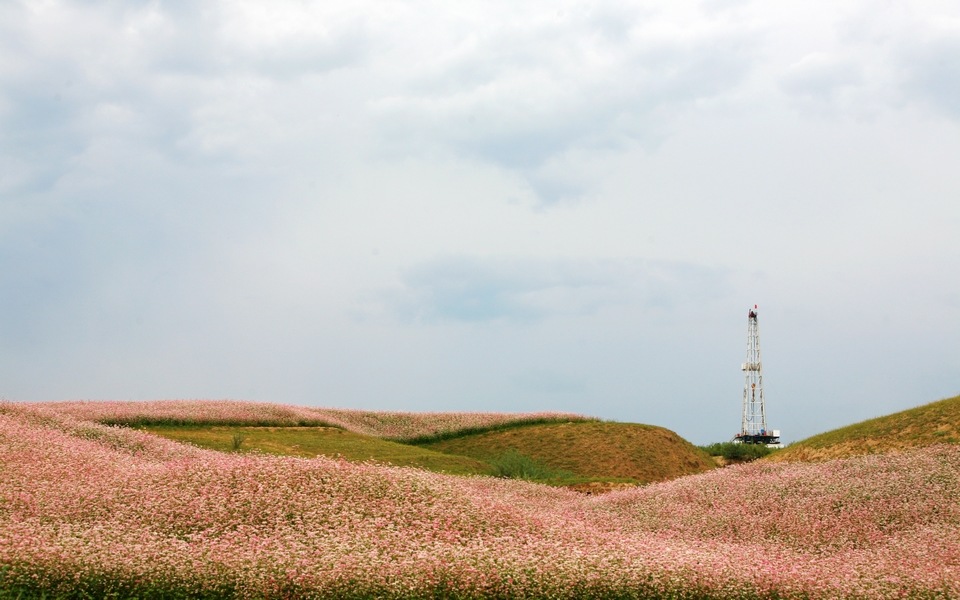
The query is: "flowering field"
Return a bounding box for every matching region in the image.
[317,408,593,442]
[34,400,590,442]
[2,402,959,599]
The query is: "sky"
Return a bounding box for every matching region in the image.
[1,0,958,445]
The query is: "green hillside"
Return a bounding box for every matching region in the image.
[143,425,493,476]
[417,421,717,487]
[769,393,960,462]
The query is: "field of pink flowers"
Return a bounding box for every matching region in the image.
[2,401,959,599]
[35,400,590,441]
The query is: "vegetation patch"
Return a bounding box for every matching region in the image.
[421,421,716,485]
[488,449,574,482]
[700,441,776,463]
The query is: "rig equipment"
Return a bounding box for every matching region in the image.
[733,305,782,447]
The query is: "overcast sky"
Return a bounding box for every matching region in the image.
[2,0,958,445]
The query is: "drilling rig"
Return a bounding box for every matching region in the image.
[733,305,782,446]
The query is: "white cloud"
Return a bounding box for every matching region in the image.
[779,52,863,99]
[368,2,756,201]
[901,33,960,118]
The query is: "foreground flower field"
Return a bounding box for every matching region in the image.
[1,402,958,599]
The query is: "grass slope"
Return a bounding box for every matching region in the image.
[770,393,960,462]
[144,420,715,489]
[143,425,493,476]
[419,421,716,486]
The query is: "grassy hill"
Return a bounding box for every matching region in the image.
[143,420,716,490]
[417,421,716,487]
[769,393,960,462]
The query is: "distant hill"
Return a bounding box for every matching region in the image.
[417,421,717,487]
[143,420,716,490]
[29,400,714,489]
[769,394,960,462]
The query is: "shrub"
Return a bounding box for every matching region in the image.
[701,441,775,462]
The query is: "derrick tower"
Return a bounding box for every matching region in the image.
[734,305,781,446]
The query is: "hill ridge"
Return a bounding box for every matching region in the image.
[769,393,960,462]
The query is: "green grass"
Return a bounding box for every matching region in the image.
[142,425,494,476]
[488,449,575,481]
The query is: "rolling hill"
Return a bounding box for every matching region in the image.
[143,420,717,489]
[3,400,958,598]
[768,393,960,462]
[416,420,717,487]
[40,399,715,489]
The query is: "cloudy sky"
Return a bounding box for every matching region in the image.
[2,0,958,444]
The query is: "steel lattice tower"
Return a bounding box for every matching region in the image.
[736,305,780,445]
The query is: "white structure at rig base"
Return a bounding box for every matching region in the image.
[733,305,782,447]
